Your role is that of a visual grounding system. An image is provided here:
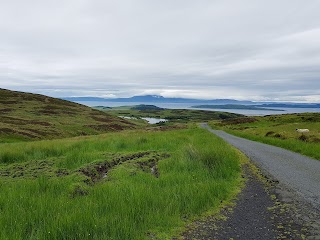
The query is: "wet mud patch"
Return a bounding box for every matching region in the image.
[78,151,170,184]
[135,159,160,178]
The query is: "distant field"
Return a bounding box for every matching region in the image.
[0,89,135,142]
[96,104,243,124]
[209,113,320,160]
[0,127,242,239]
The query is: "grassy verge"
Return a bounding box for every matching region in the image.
[0,127,241,239]
[209,113,320,160]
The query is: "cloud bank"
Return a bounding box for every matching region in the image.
[0,0,320,102]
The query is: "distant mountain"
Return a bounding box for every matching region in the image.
[62,95,254,104]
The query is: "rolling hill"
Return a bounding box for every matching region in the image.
[0,89,135,142]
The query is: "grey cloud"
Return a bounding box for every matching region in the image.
[0,0,319,102]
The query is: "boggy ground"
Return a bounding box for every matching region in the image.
[179,161,320,240]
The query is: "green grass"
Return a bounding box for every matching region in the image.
[209,113,320,160]
[0,89,135,142]
[0,127,241,239]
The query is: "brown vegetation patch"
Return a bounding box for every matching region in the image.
[85,124,115,131]
[298,135,308,142]
[55,168,70,177]
[42,105,64,110]
[0,128,37,139]
[273,133,287,139]
[16,131,38,139]
[61,111,77,115]
[265,131,275,137]
[91,115,115,123]
[108,124,127,131]
[37,109,59,115]
[0,116,51,126]
[86,123,134,131]
[0,100,19,104]
[136,159,161,177]
[221,117,257,125]
[118,119,136,125]
[0,128,17,134]
[36,105,78,116]
[0,128,38,139]
[145,125,187,131]
[231,126,251,130]
[310,137,320,143]
[0,108,13,113]
[29,120,51,126]
[21,128,54,137]
[0,116,31,125]
[0,160,65,178]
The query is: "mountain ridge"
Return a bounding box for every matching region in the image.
[62,95,254,104]
[62,95,320,107]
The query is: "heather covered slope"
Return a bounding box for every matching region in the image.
[0,89,135,142]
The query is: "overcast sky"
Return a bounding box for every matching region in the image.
[1,0,320,102]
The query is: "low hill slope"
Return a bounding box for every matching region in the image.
[0,89,135,142]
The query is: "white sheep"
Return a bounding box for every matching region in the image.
[296,128,310,133]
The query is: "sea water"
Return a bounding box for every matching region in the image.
[76,101,320,116]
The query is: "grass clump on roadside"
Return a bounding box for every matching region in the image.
[209,113,320,160]
[0,127,241,239]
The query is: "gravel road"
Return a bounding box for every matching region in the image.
[181,166,278,240]
[201,123,320,209]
